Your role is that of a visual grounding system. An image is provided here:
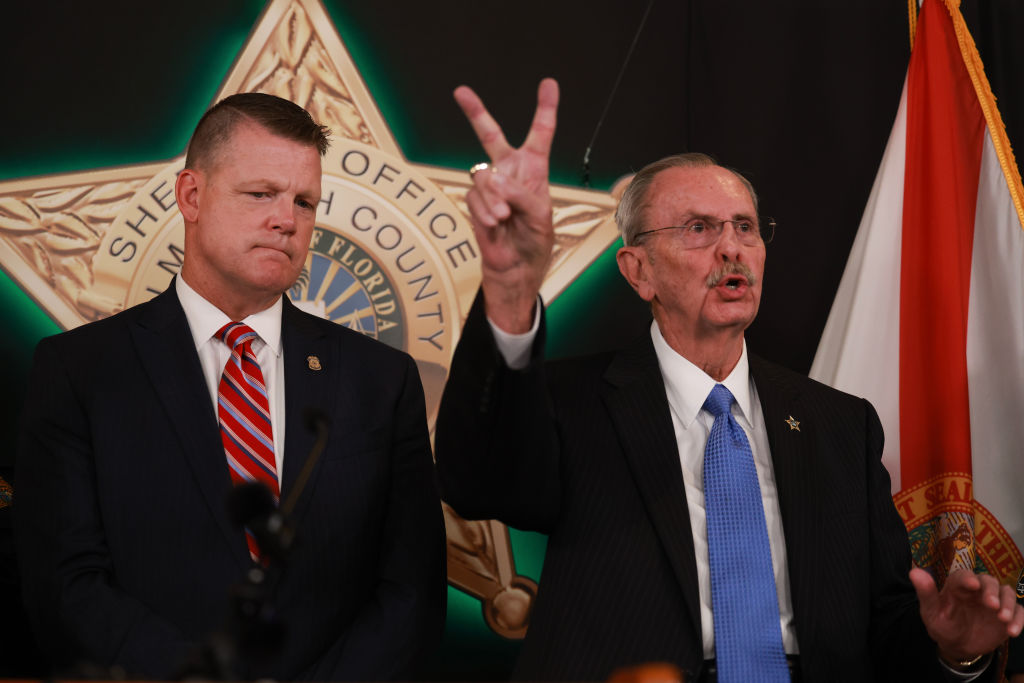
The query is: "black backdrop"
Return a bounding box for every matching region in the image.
[2,0,1021,677]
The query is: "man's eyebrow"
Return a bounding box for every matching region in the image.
[655,211,759,226]
[236,178,283,189]
[677,213,726,222]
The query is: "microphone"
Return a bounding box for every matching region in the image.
[225,407,329,560]
[303,405,329,434]
[226,482,293,563]
[281,407,329,517]
[182,408,331,679]
[226,481,275,526]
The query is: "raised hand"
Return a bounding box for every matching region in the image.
[453,78,559,333]
[910,567,1024,667]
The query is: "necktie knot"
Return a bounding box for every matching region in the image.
[703,383,734,418]
[218,322,259,350]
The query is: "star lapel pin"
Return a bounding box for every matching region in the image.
[785,415,801,431]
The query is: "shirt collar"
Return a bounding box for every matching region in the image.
[175,276,283,356]
[651,320,754,428]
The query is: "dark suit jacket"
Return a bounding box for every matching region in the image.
[435,293,954,682]
[15,285,445,680]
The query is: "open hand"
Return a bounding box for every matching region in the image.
[911,566,1024,664]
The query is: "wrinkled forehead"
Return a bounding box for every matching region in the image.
[642,166,756,222]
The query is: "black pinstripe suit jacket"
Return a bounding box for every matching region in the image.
[16,285,445,680]
[436,291,957,682]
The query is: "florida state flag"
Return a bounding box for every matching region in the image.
[811,0,1024,590]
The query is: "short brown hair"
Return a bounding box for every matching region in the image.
[615,153,759,246]
[184,92,330,171]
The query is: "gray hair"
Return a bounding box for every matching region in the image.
[615,153,760,246]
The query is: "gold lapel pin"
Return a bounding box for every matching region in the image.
[307,355,322,371]
[785,416,801,431]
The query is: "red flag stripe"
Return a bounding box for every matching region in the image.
[899,0,983,483]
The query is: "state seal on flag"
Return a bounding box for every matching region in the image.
[895,473,1023,585]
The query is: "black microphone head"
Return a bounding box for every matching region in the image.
[227,481,276,528]
[303,407,329,433]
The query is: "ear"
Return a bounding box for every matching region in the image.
[175,168,202,223]
[616,245,656,302]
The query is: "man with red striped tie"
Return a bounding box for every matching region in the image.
[15,93,445,680]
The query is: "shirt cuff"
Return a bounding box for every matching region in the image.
[487,298,541,370]
[937,651,992,681]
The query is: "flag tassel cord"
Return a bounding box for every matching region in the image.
[908,0,1024,229]
[908,0,918,51]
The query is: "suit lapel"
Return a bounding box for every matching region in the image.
[129,286,250,569]
[602,333,703,642]
[750,355,825,650]
[279,298,335,523]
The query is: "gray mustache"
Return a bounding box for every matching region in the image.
[706,262,757,288]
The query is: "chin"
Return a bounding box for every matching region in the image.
[706,302,756,325]
[245,274,297,297]
[255,261,300,283]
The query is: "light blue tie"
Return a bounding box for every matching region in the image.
[703,384,789,682]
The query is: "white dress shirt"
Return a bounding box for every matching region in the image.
[649,321,797,658]
[176,276,287,473]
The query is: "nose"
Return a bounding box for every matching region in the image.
[271,196,297,234]
[715,221,744,260]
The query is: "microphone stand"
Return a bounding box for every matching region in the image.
[178,409,331,680]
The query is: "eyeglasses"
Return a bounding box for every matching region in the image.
[633,217,775,248]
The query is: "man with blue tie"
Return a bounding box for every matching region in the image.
[434,79,1023,682]
[16,93,445,680]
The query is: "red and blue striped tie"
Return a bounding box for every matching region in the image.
[217,322,279,563]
